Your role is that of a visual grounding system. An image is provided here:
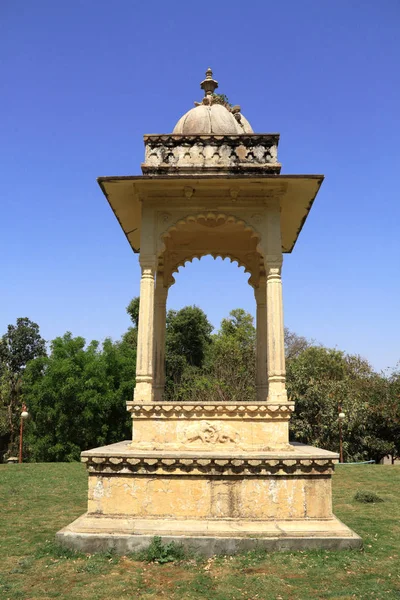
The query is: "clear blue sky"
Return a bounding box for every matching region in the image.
[1,1,399,372]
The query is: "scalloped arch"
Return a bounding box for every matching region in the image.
[159,212,264,258]
[159,211,263,287]
[168,253,256,288]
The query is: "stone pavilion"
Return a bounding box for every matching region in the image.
[57,69,361,554]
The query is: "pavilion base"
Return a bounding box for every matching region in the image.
[56,514,361,556]
[57,516,362,555]
[56,439,361,555]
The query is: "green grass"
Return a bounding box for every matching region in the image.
[1,463,399,599]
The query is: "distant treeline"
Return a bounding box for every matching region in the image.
[1,302,399,463]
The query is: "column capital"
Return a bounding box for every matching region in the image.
[265,256,282,281]
[265,254,283,268]
[139,255,157,270]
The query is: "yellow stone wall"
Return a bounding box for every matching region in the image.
[131,417,289,451]
[87,473,332,520]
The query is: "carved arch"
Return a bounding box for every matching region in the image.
[159,212,264,256]
[158,212,265,288]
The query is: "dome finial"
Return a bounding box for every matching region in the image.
[200,68,218,96]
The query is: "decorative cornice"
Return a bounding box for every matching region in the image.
[126,402,295,419]
[82,454,336,476]
[141,165,281,175]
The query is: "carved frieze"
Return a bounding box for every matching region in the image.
[82,454,337,477]
[179,421,240,445]
[126,402,295,419]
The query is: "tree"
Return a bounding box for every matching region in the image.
[126,297,140,329]
[23,333,134,462]
[288,346,351,456]
[364,367,400,463]
[287,345,395,462]
[166,306,213,367]
[165,306,213,398]
[123,297,140,349]
[205,309,256,402]
[167,308,257,403]
[0,318,46,459]
[220,309,256,350]
[284,328,310,360]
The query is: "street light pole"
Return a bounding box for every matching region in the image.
[338,405,345,464]
[18,403,29,464]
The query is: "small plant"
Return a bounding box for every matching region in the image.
[136,536,186,564]
[211,93,232,108]
[35,540,84,560]
[354,490,384,503]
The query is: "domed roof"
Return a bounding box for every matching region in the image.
[173,68,254,135]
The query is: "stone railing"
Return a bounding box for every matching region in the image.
[141,134,281,175]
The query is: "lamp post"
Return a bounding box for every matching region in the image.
[338,405,345,463]
[18,403,29,464]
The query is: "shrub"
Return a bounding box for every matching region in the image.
[136,536,186,564]
[354,490,384,503]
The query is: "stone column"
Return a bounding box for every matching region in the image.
[254,275,268,402]
[265,256,287,404]
[153,278,168,402]
[133,257,156,403]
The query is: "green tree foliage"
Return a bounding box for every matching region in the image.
[205,309,256,402]
[166,306,213,367]
[126,297,140,329]
[166,308,256,403]
[23,333,134,461]
[0,318,46,459]
[287,346,397,462]
[123,297,140,350]
[2,300,399,465]
[364,367,400,463]
[284,327,310,359]
[165,306,213,397]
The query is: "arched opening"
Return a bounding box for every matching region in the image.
[153,216,268,403]
[158,212,265,289]
[163,256,257,403]
[135,212,286,408]
[167,255,255,323]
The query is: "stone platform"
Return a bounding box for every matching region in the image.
[57,516,361,557]
[56,440,362,555]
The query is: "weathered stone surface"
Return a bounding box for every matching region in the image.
[142,134,280,176]
[81,441,338,476]
[56,514,362,556]
[126,402,296,452]
[173,103,254,136]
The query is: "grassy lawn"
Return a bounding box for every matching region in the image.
[1,463,399,599]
